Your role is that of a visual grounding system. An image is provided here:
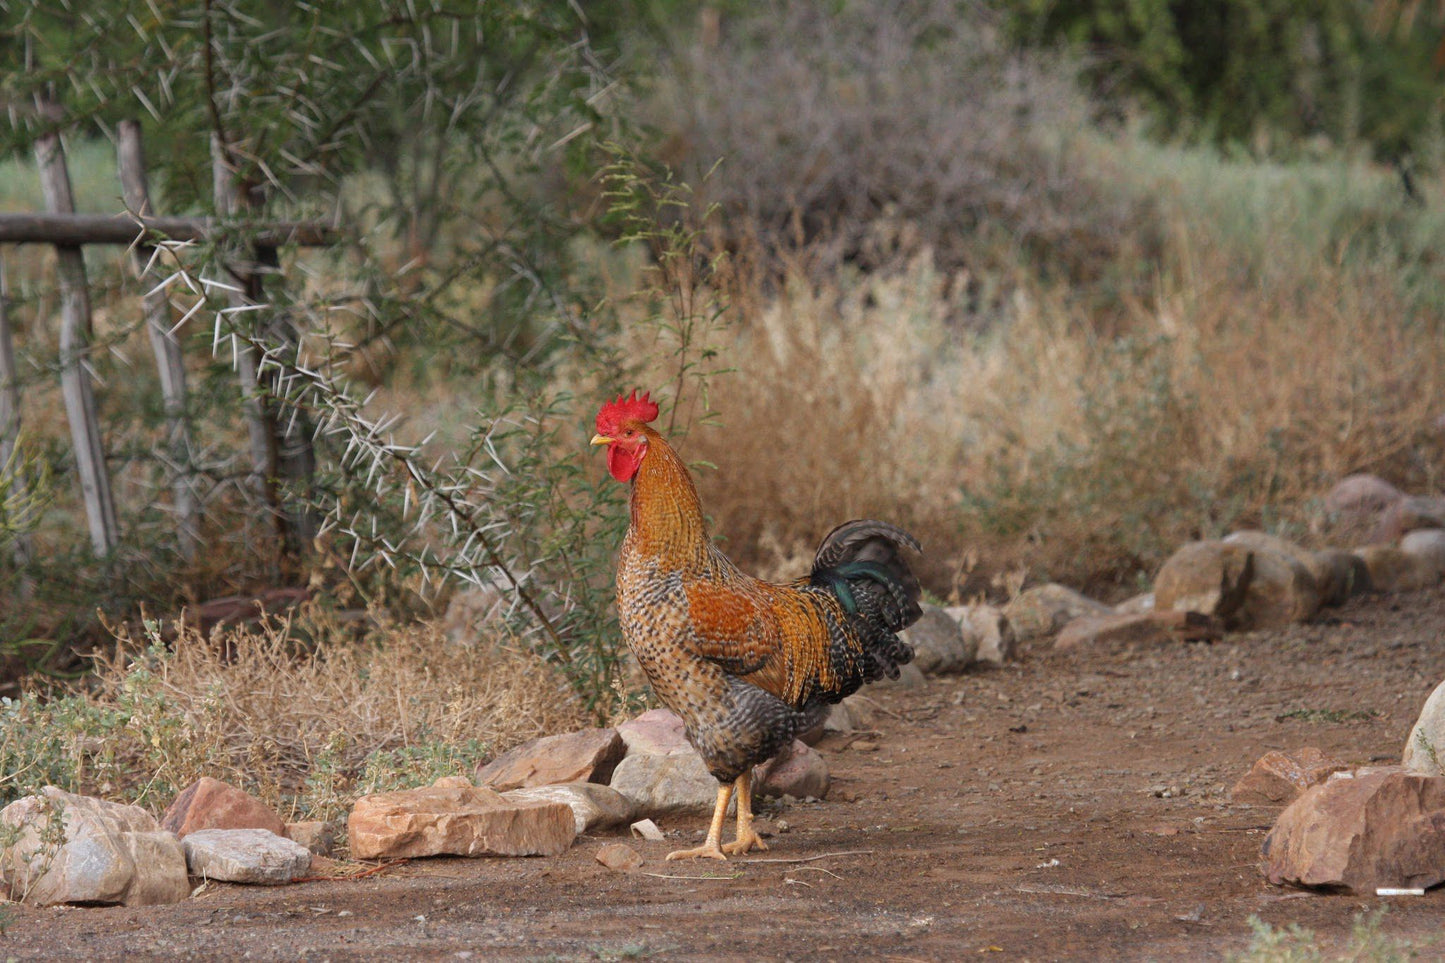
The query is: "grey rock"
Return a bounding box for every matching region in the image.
[1403,678,1445,777]
[182,829,313,885]
[901,604,973,674]
[877,661,927,690]
[1004,584,1113,642]
[946,604,1015,665]
[608,750,718,816]
[824,700,864,733]
[1400,529,1445,579]
[503,783,636,835]
[0,787,189,906]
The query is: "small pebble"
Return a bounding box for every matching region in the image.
[595,842,644,871]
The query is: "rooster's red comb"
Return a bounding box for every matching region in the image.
[596,390,660,435]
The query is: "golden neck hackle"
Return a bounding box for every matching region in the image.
[628,427,708,565]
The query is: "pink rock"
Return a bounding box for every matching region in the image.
[595,842,644,871]
[347,784,575,859]
[284,821,335,856]
[1369,496,1445,544]
[160,777,286,839]
[616,709,690,756]
[1232,748,1349,806]
[1324,474,1403,516]
[1262,766,1445,893]
[474,728,624,791]
[755,740,829,799]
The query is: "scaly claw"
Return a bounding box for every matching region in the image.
[722,828,768,856]
[665,842,728,861]
[666,781,735,861]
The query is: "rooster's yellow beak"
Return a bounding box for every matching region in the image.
[590,434,612,446]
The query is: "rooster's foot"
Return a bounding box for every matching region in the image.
[722,827,768,855]
[665,842,728,861]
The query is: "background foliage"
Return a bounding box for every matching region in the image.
[1006,0,1445,165]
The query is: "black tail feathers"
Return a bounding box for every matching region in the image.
[810,519,923,682]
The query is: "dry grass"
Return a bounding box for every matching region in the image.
[8,610,585,819]
[671,189,1445,597]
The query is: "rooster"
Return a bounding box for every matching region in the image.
[591,390,922,860]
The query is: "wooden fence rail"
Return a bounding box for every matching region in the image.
[0,213,339,248]
[0,116,340,563]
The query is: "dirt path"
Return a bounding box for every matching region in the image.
[7,588,1445,961]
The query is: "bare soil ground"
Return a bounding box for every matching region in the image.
[7,587,1445,961]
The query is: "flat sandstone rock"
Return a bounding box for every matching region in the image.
[182,828,313,885]
[347,785,575,859]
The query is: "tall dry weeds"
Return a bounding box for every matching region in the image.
[669,210,1444,596]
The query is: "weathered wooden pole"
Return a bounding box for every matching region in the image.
[0,254,36,581]
[118,120,200,560]
[34,109,119,556]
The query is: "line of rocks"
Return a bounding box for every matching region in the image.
[0,708,836,906]
[0,778,327,906]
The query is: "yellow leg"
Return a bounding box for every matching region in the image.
[666,782,733,861]
[722,771,769,856]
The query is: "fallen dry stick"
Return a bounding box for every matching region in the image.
[293,858,412,883]
[745,850,874,864]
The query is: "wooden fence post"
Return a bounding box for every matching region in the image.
[34,110,119,556]
[0,253,36,582]
[117,120,200,560]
